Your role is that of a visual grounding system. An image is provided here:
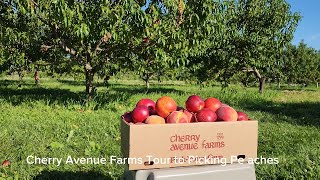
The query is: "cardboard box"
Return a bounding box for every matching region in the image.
[121,119,258,170]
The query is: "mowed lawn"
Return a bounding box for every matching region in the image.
[0,77,319,179]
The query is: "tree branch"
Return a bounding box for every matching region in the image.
[40,40,76,55]
[94,32,112,52]
[58,40,77,55]
[242,67,262,79]
[31,2,77,56]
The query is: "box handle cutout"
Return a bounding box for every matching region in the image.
[237,155,246,159]
[144,161,154,166]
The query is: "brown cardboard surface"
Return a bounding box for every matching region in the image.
[121,119,258,170]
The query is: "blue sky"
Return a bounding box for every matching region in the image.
[287,0,320,50]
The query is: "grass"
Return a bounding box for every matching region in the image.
[0,77,319,179]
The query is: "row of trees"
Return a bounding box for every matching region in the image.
[281,42,320,88]
[236,42,320,89]
[1,0,316,97]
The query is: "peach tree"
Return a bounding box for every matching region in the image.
[188,0,300,93]
[125,0,225,90]
[282,41,320,87]
[7,0,151,97]
[0,1,43,82]
[8,0,214,96]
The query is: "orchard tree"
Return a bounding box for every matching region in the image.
[234,0,300,93]
[125,0,212,90]
[6,0,205,95]
[124,0,229,90]
[188,0,300,93]
[313,51,320,88]
[282,41,320,87]
[11,0,152,97]
[1,29,33,81]
[0,0,43,82]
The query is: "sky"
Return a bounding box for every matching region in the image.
[286,0,320,50]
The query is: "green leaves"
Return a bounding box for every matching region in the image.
[0,0,306,93]
[186,0,301,88]
[282,42,320,85]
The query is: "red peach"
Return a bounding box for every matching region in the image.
[121,111,132,123]
[136,98,156,111]
[216,106,238,121]
[237,111,249,121]
[156,96,177,118]
[196,108,217,122]
[177,108,195,122]
[183,110,196,122]
[204,98,222,112]
[166,111,190,123]
[132,105,149,123]
[185,95,205,113]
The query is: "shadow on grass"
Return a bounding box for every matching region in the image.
[58,79,187,87]
[239,99,320,127]
[33,170,113,180]
[57,79,112,87]
[268,86,317,92]
[0,86,85,106]
[0,80,185,107]
[0,79,35,87]
[57,79,85,86]
[110,86,185,95]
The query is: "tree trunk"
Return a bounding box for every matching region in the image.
[85,69,95,99]
[317,82,319,88]
[18,71,23,81]
[259,77,266,94]
[34,70,40,85]
[145,80,150,90]
[251,67,265,93]
[18,71,23,87]
[277,78,281,89]
[104,75,110,88]
[143,76,150,93]
[142,72,152,93]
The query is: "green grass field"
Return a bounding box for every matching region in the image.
[0,77,319,179]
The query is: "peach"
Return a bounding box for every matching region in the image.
[196,108,217,122]
[156,96,177,118]
[204,98,222,112]
[132,105,149,123]
[177,108,196,122]
[121,111,132,123]
[183,110,196,122]
[185,95,205,113]
[145,115,166,124]
[166,111,190,123]
[136,98,156,111]
[216,106,238,121]
[237,111,249,121]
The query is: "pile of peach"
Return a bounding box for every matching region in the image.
[122,95,250,124]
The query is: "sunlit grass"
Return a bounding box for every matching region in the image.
[0,77,319,179]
